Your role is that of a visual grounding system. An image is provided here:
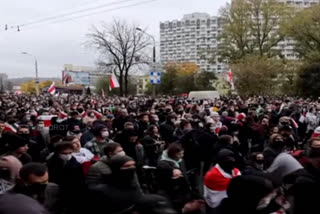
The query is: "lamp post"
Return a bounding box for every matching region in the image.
[136,28,156,97]
[22,52,40,96]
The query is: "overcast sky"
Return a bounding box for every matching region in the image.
[0,0,229,78]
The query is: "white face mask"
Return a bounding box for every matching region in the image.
[117,151,126,156]
[101,131,109,139]
[59,154,72,161]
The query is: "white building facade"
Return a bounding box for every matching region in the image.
[160,13,228,73]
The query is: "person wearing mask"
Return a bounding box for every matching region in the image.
[18,125,45,163]
[217,175,278,214]
[4,133,32,165]
[263,134,285,169]
[141,125,165,167]
[89,155,140,213]
[84,124,113,158]
[137,113,150,138]
[112,109,129,132]
[80,120,99,146]
[113,121,135,143]
[66,125,82,139]
[157,143,192,211]
[160,114,177,144]
[66,111,84,133]
[173,119,192,141]
[47,141,86,214]
[87,142,126,187]
[35,120,50,148]
[279,125,297,151]
[0,156,47,214]
[204,149,241,210]
[150,113,160,126]
[12,162,62,214]
[242,152,265,176]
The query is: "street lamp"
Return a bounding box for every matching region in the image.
[136,28,156,97]
[22,52,40,96]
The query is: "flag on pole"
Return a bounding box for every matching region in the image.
[48,82,56,95]
[227,70,235,90]
[109,74,120,91]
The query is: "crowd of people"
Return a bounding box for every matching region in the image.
[0,94,320,214]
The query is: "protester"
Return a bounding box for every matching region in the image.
[86,142,125,187]
[1,93,320,213]
[203,149,241,210]
[157,143,192,211]
[0,156,47,214]
[47,141,86,214]
[12,162,62,214]
[84,124,113,158]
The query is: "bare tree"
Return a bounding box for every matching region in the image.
[87,19,151,96]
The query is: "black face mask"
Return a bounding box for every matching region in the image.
[219,160,236,173]
[19,134,30,140]
[310,148,320,158]
[113,168,136,187]
[25,183,47,203]
[255,159,264,165]
[72,130,81,134]
[273,141,284,151]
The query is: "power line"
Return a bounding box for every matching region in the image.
[19,0,160,31]
[20,0,139,27]
[1,0,146,32]
[11,0,111,27]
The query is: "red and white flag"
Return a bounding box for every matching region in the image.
[48,82,56,95]
[109,73,120,91]
[4,122,17,133]
[227,70,235,90]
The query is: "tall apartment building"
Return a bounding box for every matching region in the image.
[278,0,319,59]
[279,0,318,7]
[160,13,227,73]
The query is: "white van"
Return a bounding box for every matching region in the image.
[188,91,220,100]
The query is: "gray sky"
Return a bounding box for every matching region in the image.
[0,0,229,78]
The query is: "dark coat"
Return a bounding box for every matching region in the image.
[47,154,86,214]
[156,159,192,210]
[141,135,162,166]
[159,122,176,144]
[0,193,48,214]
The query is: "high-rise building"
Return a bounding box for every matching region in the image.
[280,0,319,59]
[278,0,319,8]
[160,13,228,73]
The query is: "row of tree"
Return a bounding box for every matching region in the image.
[84,0,320,97]
[217,0,320,97]
[146,62,217,95]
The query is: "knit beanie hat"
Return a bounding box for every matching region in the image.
[6,134,28,151]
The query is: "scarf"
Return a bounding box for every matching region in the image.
[160,150,182,168]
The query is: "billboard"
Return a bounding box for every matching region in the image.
[62,71,90,86]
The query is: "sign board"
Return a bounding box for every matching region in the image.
[63,71,90,85]
[150,72,161,84]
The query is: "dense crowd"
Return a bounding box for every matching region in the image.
[0,94,320,214]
